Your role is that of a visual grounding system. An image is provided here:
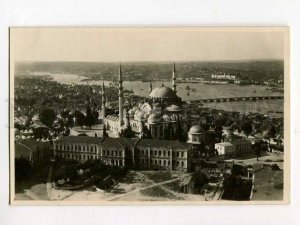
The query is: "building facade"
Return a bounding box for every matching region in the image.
[53,136,190,171]
[53,136,103,161]
[215,139,252,159]
[135,139,190,171]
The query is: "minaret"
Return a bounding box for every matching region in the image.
[149,82,152,93]
[118,63,124,127]
[172,62,177,94]
[101,82,106,120]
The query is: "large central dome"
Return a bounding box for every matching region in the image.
[149,84,177,99]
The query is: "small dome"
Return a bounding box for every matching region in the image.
[128,109,135,116]
[143,111,150,119]
[162,114,171,122]
[189,125,206,134]
[149,85,177,99]
[148,113,161,124]
[134,110,144,119]
[165,104,182,112]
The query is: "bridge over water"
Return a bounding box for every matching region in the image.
[190,95,283,104]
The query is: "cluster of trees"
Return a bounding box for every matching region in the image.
[39,108,56,127]
[207,110,283,140]
[75,107,99,129]
[39,106,100,131]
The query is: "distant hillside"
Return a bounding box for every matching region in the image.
[15,60,284,82]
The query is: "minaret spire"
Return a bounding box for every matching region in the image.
[172,62,177,94]
[149,81,152,93]
[118,63,124,127]
[102,82,106,120]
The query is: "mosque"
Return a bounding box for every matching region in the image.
[103,63,200,140]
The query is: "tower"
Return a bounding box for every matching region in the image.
[172,62,177,94]
[101,82,106,120]
[118,63,124,127]
[149,82,152,94]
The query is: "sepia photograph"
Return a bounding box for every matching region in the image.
[9,27,290,205]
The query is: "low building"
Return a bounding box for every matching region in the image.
[233,139,253,157]
[53,136,103,161]
[215,142,234,159]
[215,139,252,159]
[100,137,137,167]
[135,139,190,171]
[53,136,190,171]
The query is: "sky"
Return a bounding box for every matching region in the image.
[10,27,287,62]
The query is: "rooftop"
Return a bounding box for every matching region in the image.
[136,139,189,149]
[54,136,104,144]
[215,142,233,147]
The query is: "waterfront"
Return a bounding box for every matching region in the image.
[43,73,284,114]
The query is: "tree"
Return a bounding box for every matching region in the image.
[85,106,93,129]
[33,127,50,139]
[39,108,56,127]
[214,124,223,140]
[75,110,85,129]
[120,125,135,138]
[192,171,209,194]
[241,121,252,137]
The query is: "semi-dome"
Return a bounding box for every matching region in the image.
[148,113,161,124]
[162,114,171,122]
[128,109,135,116]
[149,85,177,99]
[143,111,151,119]
[165,104,183,112]
[189,125,206,134]
[134,110,144,120]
